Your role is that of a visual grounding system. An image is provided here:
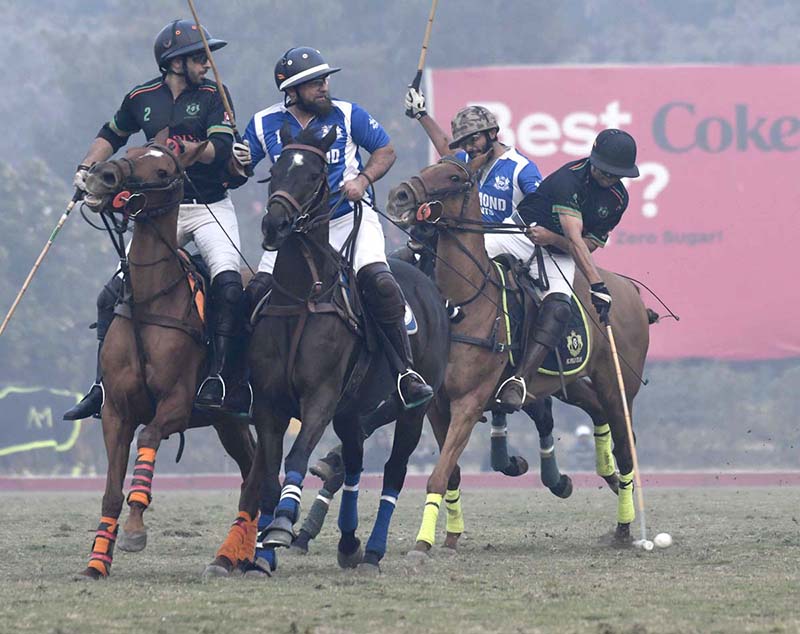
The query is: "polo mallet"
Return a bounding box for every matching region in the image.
[0,189,82,338]
[186,0,253,177]
[605,321,650,549]
[410,0,439,90]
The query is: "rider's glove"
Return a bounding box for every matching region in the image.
[73,164,91,192]
[590,282,612,325]
[404,86,427,119]
[232,140,252,167]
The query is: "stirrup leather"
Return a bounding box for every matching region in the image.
[397,369,429,409]
[494,375,527,404]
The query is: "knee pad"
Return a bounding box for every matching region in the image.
[534,293,572,348]
[212,271,245,335]
[357,263,405,323]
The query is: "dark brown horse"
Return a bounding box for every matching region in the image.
[387,152,652,554]
[76,132,254,579]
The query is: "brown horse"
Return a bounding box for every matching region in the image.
[387,152,652,554]
[76,132,254,579]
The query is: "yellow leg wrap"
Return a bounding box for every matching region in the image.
[594,423,616,477]
[444,489,465,534]
[617,471,635,524]
[415,493,443,546]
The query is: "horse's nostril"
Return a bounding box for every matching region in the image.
[102,172,117,186]
[397,191,408,201]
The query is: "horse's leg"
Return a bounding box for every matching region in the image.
[212,420,256,481]
[522,397,572,498]
[360,406,424,572]
[412,394,483,556]
[77,404,135,579]
[333,411,365,568]
[489,410,529,477]
[562,378,619,493]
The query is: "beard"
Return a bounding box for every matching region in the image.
[299,94,333,117]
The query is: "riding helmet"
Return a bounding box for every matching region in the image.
[154,19,227,73]
[589,129,640,178]
[449,106,499,149]
[274,47,341,92]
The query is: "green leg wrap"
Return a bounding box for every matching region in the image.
[539,434,562,488]
[617,471,635,524]
[415,492,443,546]
[444,489,464,534]
[299,488,333,539]
[594,423,616,477]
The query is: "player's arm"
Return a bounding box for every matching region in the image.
[558,211,603,286]
[404,86,451,157]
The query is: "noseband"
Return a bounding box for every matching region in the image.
[402,156,476,224]
[267,143,330,233]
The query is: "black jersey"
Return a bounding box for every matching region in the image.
[97,77,235,203]
[517,158,629,254]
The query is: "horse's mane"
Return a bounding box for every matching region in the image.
[294,125,328,148]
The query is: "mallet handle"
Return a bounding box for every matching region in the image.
[411,0,439,90]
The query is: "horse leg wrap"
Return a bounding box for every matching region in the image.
[539,434,562,489]
[594,423,616,477]
[617,471,635,524]
[216,511,257,566]
[127,447,156,508]
[255,513,277,571]
[87,516,119,577]
[415,492,443,546]
[338,473,361,553]
[365,488,399,559]
[300,489,334,539]
[275,471,303,522]
[490,412,512,472]
[445,489,465,535]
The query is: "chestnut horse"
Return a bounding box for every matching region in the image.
[76,132,254,579]
[387,152,652,554]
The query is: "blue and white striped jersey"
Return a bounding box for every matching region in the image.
[244,99,390,218]
[456,147,542,224]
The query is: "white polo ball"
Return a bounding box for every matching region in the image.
[654,532,673,548]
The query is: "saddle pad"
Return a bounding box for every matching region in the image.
[538,295,590,376]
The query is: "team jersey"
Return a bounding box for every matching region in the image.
[244,99,390,219]
[455,147,542,223]
[96,77,236,203]
[518,158,629,255]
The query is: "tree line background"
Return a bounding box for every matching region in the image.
[0,0,797,474]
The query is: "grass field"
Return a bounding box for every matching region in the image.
[0,484,798,634]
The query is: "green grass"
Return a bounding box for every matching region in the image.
[0,485,798,634]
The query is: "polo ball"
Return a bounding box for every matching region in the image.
[654,532,673,548]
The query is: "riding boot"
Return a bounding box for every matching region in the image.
[63,276,121,420]
[195,271,252,416]
[495,293,572,413]
[358,262,433,410]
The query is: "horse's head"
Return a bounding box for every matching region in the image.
[386,150,492,227]
[83,128,207,218]
[262,122,337,251]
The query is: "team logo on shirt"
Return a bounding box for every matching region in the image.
[186,103,201,116]
[597,205,609,218]
[493,175,510,192]
[368,116,379,130]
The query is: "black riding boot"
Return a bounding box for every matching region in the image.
[195,271,252,416]
[63,276,121,420]
[358,262,433,409]
[495,293,572,413]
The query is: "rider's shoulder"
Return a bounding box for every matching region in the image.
[125,77,165,100]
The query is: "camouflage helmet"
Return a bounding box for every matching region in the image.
[448,105,499,149]
[154,19,227,73]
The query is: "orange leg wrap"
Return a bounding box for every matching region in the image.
[127,447,157,508]
[215,511,258,566]
[87,516,119,577]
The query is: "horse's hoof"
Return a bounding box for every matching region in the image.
[337,542,363,569]
[242,557,274,579]
[289,529,311,555]
[74,568,104,581]
[440,544,458,556]
[357,561,381,576]
[201,563,230,580]
[501,455,529,477]
[117,529,147,552]
[443,532,461,551]
[549,474,573,499]
[263,517,295,548]
[406,549,430,564]
[613,523,633,547]
[603,473,620,495]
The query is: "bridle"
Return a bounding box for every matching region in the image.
[404,156,476,225]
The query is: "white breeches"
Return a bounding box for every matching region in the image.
[176,196,241,280]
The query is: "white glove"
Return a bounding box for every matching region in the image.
[232,140,252,167]
[404,86,427,119]
[73,164,90,192]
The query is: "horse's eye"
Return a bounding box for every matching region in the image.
[450,174,460,182]
[157,169,169,179]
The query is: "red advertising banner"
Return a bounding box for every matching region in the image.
[426,64,800,360]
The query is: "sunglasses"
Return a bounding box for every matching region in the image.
[189,52,209,65]
[596,167,620,180]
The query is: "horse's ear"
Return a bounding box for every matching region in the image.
[467,148,492,173]
[180,140,209,169]
[320,125,338,153]
[279,121,294,146]
[154,127,171,146]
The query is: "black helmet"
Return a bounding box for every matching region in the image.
[274,47,340,92]
[154,19,227,73]
[589,129,639,178]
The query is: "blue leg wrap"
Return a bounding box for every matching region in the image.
[275,470,303,522]
[255,513,277,570]
[338,472,360,534]
[365,487,399,559]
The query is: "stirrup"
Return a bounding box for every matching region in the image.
[195,374,225,409]
[494,376,527,409]
[397,369,433,409]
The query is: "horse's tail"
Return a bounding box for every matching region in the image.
[646,308,660,325]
